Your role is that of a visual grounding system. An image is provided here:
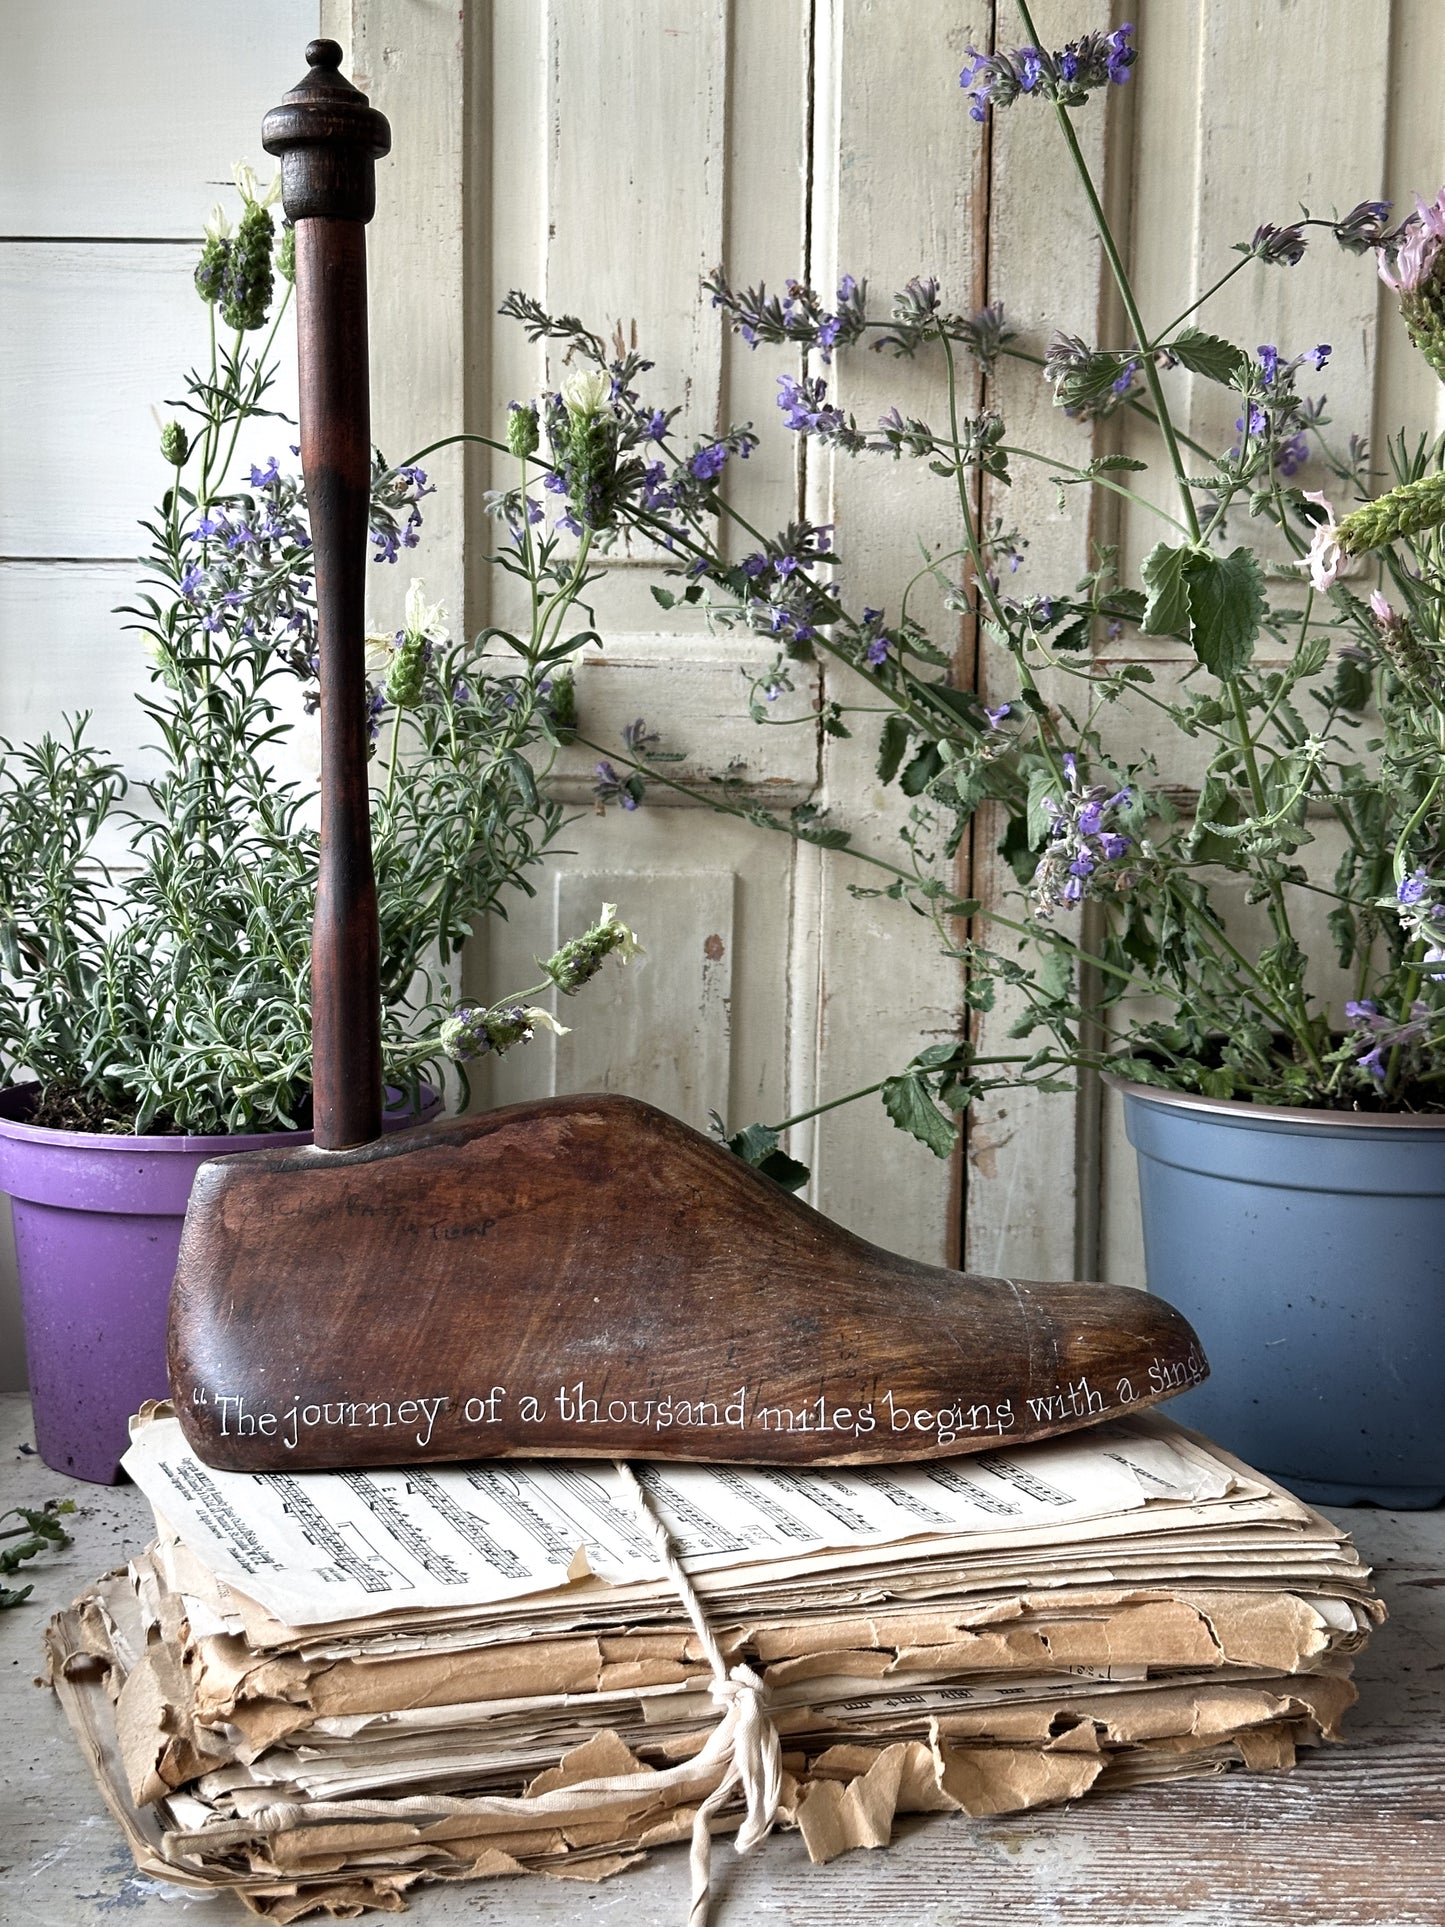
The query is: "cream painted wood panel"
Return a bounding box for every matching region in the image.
[480,814,801,1148]
[968,0,1115,1284]
[800,0,991,1265]
[459,0,870,1245]
[0,244,299,559]
[552,869,735,1130]
[0,0,316,237]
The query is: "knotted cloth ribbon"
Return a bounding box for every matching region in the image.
[613,1460,783,1925]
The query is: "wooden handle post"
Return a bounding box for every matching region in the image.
[263,42,391,1149]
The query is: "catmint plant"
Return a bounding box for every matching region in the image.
[493,8,1445,1172]
[0,166,632,1135]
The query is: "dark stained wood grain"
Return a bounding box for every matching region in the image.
[170,1094,1206,1470]
[262,41,390,1150]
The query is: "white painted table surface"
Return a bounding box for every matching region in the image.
[2,1392,1443,1927]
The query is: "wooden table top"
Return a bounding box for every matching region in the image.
[2,1391,1441,1926]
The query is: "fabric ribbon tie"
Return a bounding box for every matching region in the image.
[613,1462,783,1926]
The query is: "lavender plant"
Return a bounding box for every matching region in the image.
[0,168,635,1135]
[495,10,1445,1169]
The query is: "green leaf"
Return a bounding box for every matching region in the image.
[881,1073,959,1159]
[726,1121,778,1166]
[1054,612,1093,652]
[1168,327,1247,386]
[1087,454,1148,474]
[650,585,677,610]
[1025,764,1058,849]
[1183,546,1264,681]
[753,1148,811,1191]
[790,802,851,849]
[899,742,943,796]
[911,1041,966,1070]
[1140,541,1193,637]
[724,1123,810,1192]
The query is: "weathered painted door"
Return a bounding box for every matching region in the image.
[346,0,982,1274]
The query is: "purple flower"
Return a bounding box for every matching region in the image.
[1276,432,1309,478]
[1105,24,1135,83]
[1031,758,1134,914]
[776,372,843,436]
[1017,46,1045,91]
[543,469,568,493]
[984,703,1011,728]
[371,527,400,564]
[741,552,770,578]
[1258,344,1280,385]
[646,409,667,441]
[180,565,204,600]
[865,635,890,666]
[1311,343,1331,369]
[1249,222,1308,267]
[1111,359,1139,395]
[248,456,281,487]
[1399,867,1430,906]
[1333,200,1392,254]
[689,443,729,482]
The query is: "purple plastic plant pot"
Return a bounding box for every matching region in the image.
[0,1084,440,1484]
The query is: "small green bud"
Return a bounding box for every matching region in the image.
[384,631,429,708]
[1337,471,1445,555]
[278,222,296,285]
[546,667,576,742]
[195,235,229,306]
[218,202,275,332]
[507,401,540,459]
[440,1001,567,1062]
[542,903,642,996]
[160,421,189,467]
[547,400,619,533]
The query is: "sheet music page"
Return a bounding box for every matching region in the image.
[121,1412,1236,1628]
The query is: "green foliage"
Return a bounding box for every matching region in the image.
[723,1121,811,1192]
[0,179,613,1135]
[1182,547,1265,681]
[1166,327,1247,386]
[0,1499,75,1610]
[506,175,1445,1160]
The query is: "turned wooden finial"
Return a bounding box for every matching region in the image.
[262,45,392,1150]
[262,40,392,221]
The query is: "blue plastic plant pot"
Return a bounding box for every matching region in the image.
[1115,1078,1445,1508]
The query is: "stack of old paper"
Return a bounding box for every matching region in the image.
[47,1407,1381,1920]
